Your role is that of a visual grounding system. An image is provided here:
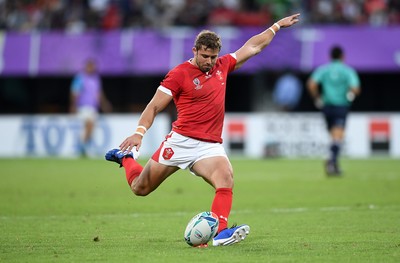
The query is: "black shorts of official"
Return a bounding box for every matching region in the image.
[322,105,350,130]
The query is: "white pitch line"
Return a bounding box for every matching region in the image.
[0,204,386,221]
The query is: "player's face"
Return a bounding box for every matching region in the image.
[85,61,97,74]
[193,46,219,72]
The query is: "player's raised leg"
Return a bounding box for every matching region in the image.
[130,159,179,196]
[105,148,179,196]
[105,148,143,185]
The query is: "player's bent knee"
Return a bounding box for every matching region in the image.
[213,171,234,189]
[223,173,234,187]
[131,182,151,196]
[131,187,150,196]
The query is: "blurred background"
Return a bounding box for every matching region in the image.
[0,0,399,158]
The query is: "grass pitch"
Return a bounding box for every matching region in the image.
[1,157,399,262]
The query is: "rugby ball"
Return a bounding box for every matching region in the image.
[184,211,219,247]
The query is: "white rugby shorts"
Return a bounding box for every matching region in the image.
[77,106,98,121]
[152,132,228,174]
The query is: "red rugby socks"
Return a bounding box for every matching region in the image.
[211,188,233,233]
[121,157,143,185]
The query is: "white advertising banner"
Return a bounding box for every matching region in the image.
[222,113,400,158]
[0,114,170,158]
[0,113,399,158]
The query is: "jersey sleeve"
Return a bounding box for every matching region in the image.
[310,66,324,83]
[348,68,360,89]
[71,74,82,94]
[160,68,184,96]
[225,53,237,73]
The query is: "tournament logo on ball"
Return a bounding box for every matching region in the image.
[184,211,219,247]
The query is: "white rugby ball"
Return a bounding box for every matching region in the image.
[184,211,219,247]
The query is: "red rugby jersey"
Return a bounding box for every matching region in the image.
[160,54,237,143]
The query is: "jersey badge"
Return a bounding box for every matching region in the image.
[162,147,174,160]
[216,70,224,81]
[193,78,203,90]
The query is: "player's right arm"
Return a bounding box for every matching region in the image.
[119,88,173,152]
[69,75,81,113]
[306,77,324,109]
[306,77,320,100]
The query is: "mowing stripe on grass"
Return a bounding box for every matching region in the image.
[0,203,393,221]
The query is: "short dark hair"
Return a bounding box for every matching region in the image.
[330,46,343,60]
[194,30,222,51]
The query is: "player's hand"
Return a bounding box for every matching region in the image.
[314,97,324,109]
[119,134,142,152]
[346,91,355,102]
[277,13,300,28]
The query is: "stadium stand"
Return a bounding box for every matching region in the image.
[0,0,399,32]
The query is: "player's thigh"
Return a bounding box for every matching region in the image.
[192,156,234,189]
[334,106,349,127]
[322,106,334,130]
[135,159,179,193]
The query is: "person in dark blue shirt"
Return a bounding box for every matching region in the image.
[273,68,302,111]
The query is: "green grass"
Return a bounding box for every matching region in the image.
[1,158,399,262]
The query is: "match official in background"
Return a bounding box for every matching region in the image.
[307,46,361,176]
[70,59,112,157]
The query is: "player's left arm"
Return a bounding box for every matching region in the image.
[346,69,361,102]
[69,75,81,113]
[233,13,300,70]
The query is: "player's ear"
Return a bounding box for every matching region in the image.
[192,47,197,55]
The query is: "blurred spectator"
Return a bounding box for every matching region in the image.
[340,0,364,24]
[65,0,87,33]
[272,68,302,111]
[0,0,399,32]
[207,0,237,26]
[174,0,210,27]
[101,1,122,30]
[233,0,271,26]
[70,58,112,157]
[364,0,388,26]
[388,0,400,23]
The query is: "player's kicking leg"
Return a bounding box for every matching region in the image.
[213,224,251,246]
[105,147,178,196]
[105,148,140,166]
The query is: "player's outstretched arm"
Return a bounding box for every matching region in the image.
[234,13,300,70]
